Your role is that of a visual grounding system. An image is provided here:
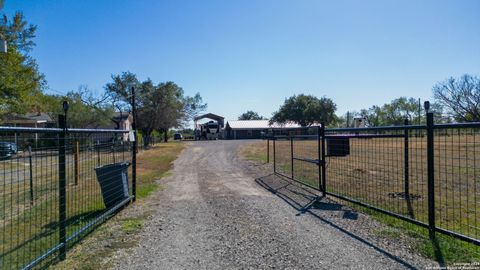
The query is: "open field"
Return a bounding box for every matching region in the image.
[0,140,183,270]
[242,134,480,263]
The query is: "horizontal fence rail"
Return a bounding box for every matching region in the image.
[0,118,136,269]
[269,114,480,246]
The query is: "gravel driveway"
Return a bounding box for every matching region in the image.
[113,140,436,270]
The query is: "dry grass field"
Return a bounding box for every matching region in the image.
[244,133,480,242]
[0,142,183,269]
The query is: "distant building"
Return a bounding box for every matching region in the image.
[224,120,302,139]
[1,112,55,128]
[1,112,55,148]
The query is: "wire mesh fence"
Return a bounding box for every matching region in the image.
[0,123,135,269]
[270,113,480,246]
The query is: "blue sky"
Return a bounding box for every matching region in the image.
[3,0,480,121]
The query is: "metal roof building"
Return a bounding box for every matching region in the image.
[224,120,301,139]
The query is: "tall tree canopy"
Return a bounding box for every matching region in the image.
[271,94,336,126]
[106,73,202,144]
[339,97,444,127]
[104,71,139,112]
[238,110,266,120]
[183,92,207,122]
[0,11,45,117]
[433,74,480,122]
[41,86,114,128]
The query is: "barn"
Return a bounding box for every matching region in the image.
[224,120,301,139]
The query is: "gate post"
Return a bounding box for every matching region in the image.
[426,109,435,234]
[267,139,269,163]
[273,138,276,174]
[404,119,410,199]
[319,124,326,196]
[290,136,294,179]
[131,86,137,202]
[58,114,67,260]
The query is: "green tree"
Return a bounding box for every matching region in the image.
[155,81,185,142]
[106,73,198,144]
[105,71,139,112]
[0,11,45,117]
[184,92,207,122]
[238,110,266,120]
[271,94,337,126]
[42,87,114,128]
[351,97,444,127]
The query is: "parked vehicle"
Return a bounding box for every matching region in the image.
[0,142,17,160]
[174,133,183,140]
[199,121,220,140]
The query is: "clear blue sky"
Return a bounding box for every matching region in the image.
[3,0,480,121]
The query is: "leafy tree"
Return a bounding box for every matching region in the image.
[106,73,201,144]
[0,11,45,117]
[155,81,185,142]
[271,94,337,126]
[104,71,139,112]
[184,92,207,122]
[42,87,114,128]
[347,97,444,127]
[433,74,480,122]
[238,110,266,120]
[1,12,37,53]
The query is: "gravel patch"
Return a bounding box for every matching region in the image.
[111,140,438,269]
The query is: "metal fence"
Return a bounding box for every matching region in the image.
[0,115,137,270]
[269,112,480,246]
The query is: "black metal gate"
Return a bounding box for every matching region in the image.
[271,125,326,194]
[268,113,480,246]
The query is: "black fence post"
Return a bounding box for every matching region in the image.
[290,137,294,179]
[404,119,410,198]
[58,114,67,260]
[426,111,435,234]
[267,139,269,163]
[273,138,276,174]
[319,124,326,195]
[96,140,100,166]
[28,146,34,205]
[112,136,116,164]
[131,87,137,202]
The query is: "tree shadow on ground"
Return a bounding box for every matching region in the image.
[255,173,418,270]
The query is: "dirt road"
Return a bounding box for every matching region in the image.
[114,140,434,269]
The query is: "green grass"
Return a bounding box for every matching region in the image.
[356,204,480,264]
[121,218,143,234]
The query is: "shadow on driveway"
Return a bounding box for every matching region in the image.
[255,173,418,270]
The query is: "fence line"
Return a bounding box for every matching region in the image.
[268,112,480,246]
[0,115,137,270]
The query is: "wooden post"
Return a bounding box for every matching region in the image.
[74,141,79,186]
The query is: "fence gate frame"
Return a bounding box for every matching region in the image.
[271,123,326,195]
[268,114,480,247]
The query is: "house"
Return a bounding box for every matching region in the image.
[224,120,303,139]
[1,112,56,148]
[111,112,133,141]
[1,112,55,128]
[91,112,133,142]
